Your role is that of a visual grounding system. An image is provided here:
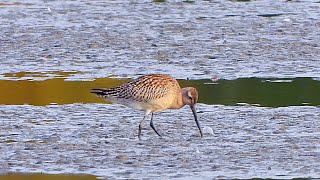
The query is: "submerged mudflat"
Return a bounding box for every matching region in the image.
[0,0,319,80]
[1,104,319,179]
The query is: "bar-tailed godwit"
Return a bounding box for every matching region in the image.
[91,74,203,139]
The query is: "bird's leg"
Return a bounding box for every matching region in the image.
[150,113,161,137]
[138,115,148,140]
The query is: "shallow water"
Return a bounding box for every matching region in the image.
[0,0,320,80]
[0,104,319,179]
[1,0,320,179]
[0,173,97,180]
[1,72,319,107]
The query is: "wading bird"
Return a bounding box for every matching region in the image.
[91,74,203,139]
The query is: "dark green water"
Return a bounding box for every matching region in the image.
[0,73,319,107]
[182,78,320,107]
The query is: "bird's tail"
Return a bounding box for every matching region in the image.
[91,88,110,97]
[91,88,118,97]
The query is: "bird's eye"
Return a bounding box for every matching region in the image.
[188,96,193,100]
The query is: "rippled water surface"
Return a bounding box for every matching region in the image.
[1,0,320,79]
[0,174,97,180]
[1,0,320,179]
[1,104,320,179]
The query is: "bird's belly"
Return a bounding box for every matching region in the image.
[126,101,151,111]
[127,101,167,112]
[106,97,170,113]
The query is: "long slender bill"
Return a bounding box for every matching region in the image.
[190,105,203,138]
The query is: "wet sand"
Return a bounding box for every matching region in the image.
[0,0,319,80]
[1,104,319,179]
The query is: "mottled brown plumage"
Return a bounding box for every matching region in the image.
[91,74,203,139]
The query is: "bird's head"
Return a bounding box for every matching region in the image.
[182,87,198,106]
[181,87,203,138]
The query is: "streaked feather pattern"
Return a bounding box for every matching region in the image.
[91,74,180,103]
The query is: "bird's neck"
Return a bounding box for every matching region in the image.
[169,90,185,109]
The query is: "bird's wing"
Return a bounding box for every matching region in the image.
[91,74,180,102]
